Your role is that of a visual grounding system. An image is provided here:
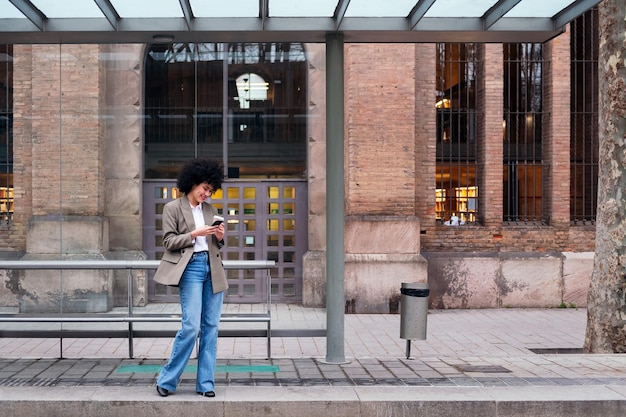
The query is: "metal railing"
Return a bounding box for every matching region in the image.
[0,259,274,358]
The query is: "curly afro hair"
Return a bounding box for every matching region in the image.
[176,158,224,195]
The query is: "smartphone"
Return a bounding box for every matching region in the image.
[211,215,224,226]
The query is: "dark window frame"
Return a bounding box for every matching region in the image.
[435,43,479,225]
[503,43,545,225]
[570,8,599,226]
[143,42,307,180]
[0,44,13,225]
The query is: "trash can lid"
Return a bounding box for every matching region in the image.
[400,287,430,297]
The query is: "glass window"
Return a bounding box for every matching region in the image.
[235,73,267,109]
[435,43,478,225]
[144,42,307,179]
[503,43,545,224]
[0,44,12,224]
[570,8,598,225]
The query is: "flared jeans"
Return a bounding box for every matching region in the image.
[156,251,224,393]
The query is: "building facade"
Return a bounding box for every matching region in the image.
[0,10,599,312]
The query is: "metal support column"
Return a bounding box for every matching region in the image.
[325,32,347,364]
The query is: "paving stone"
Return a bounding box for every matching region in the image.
[1,308,626,395]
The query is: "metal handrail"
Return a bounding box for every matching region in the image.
[0,259,274,270]
[0,259,275,358]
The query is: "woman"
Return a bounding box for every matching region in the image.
[154,158,227,398]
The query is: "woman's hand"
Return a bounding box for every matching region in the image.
[192,223,225,241]
[213,223,225,241]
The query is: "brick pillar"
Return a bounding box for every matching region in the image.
[30,45,105,217]
[543,31,571,227]
[344,44,417,216]
[414,44,437,226]
[6,45,33,252]
[477,44,504,227]
[17,45,112,312]
[25,44,107,255]
[342,44,426,313]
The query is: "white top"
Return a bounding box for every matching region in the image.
[190,202,209,252]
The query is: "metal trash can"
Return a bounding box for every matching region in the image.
[399,282,429,358]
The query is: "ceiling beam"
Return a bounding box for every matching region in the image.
[482,0,521,30]
[0,16,567,44]
[259,0,268,30]
[1,0,605,47]
[554,0,601,29]
[408,0,437,30]
[334,0,351,30]
[8,0,45,31]
[93,0,119,30]
[0,16,564,34]
[178,0,193,31]
[0,16,566,35]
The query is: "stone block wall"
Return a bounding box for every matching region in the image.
[344,215,427,313]
[424,251,592,309]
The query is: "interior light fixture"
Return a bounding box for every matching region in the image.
[435,98,450,109]
[152,34,175,43]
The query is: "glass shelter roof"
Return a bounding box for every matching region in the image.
[0,0,601,44]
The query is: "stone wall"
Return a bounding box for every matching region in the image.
[424,251,592,309]
[344,215,427,313]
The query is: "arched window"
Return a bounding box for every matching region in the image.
[235,73,267,109]
[144,42,307,179]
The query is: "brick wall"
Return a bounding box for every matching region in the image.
[1,45,32,251]
[344,44,416,216]
[421,225,595,253]
[544,28,572,227]
[26,45,103,216]
[477,44,504,227]
[420,34,596,254]
[1,38,598,256]
[2,45,104,252]
[30,45,62,214]
[32,45,104,215]
[414,44,437,226]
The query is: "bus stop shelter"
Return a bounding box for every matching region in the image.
[0,0,603,363]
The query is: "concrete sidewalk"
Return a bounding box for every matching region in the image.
[1,306,626,416]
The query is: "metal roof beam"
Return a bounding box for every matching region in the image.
[0,9,593,44]
[408,0,437,30]
[554,0,601,29]
[260,0,268,30]
[8,0,45,31]
[0,16,564,36]
[482,0,521,30]
[178,0,193,31]
[93,0,119,30]
[334,0,351,30]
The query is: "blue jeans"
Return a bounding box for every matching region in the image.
[157,251,224,393]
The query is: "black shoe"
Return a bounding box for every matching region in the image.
[197,391,215,397]
[156,385,169,397]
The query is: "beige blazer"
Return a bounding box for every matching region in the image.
[153,196,228,293]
